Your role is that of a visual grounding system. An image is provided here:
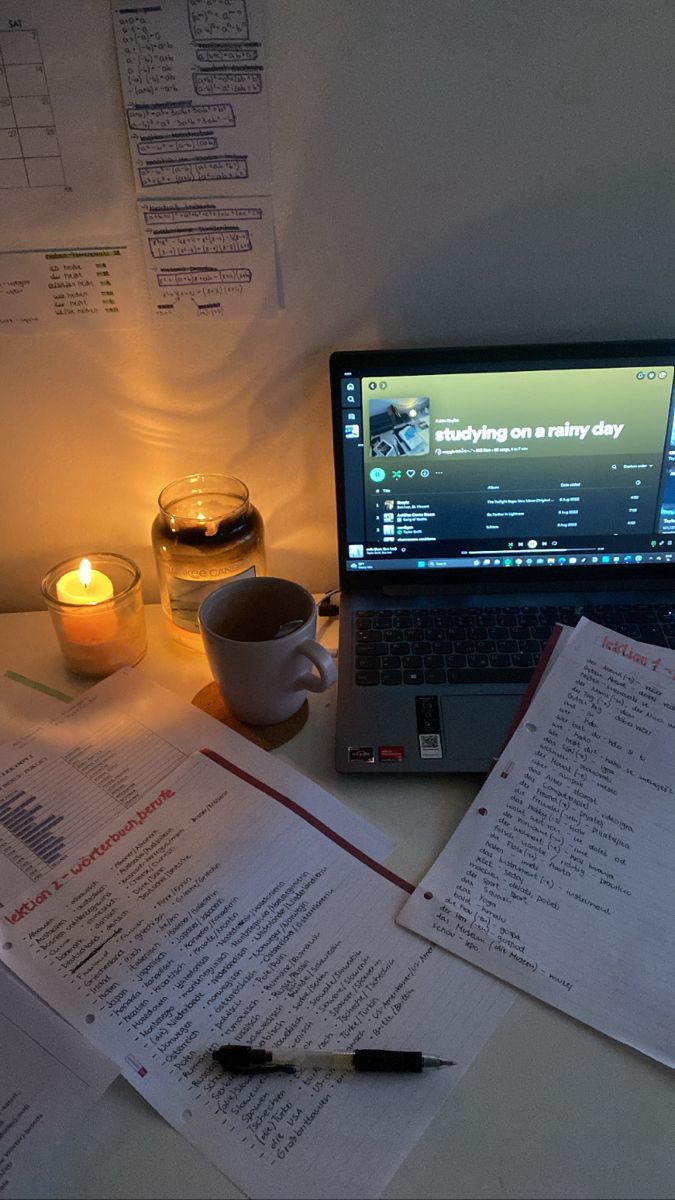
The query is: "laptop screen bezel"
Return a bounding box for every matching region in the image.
[330,339,675,594]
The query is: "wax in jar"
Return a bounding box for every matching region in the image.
[55,558,117,646]
[56,558,114,604]
[42,552,147,678]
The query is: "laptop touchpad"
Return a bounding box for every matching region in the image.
[441,694,521,771]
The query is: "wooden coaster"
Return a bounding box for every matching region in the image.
[191,681,309,750]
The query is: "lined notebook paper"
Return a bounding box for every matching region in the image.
[398,618,675,1067]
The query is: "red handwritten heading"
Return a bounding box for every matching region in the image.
[4,788,175,926]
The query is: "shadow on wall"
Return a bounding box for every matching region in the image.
[15,2,675,612]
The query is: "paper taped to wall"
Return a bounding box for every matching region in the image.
[0,244,139,331]
[137,194,278,318]
[0,1,134,249]
[112,0,272,195]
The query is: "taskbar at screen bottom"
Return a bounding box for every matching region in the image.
[346,550,675,572]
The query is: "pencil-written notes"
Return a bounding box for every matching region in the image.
[398,619,675,1067]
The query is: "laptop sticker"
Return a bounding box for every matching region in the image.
[349,746,375,763]
[378,745,405,763]
[416,695,443,759]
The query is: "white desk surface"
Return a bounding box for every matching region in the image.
[1,605,673,1200]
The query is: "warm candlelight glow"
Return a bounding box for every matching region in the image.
[42,553,147,678]
[56,558,114,605]
[152,474,266,649]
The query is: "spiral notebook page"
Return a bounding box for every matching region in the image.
[398,618,675,1067]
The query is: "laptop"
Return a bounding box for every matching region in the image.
[330,339,675,773]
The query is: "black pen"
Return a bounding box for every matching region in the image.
[213,1044,455,1075]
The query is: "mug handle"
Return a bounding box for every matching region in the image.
[296,639,337,693]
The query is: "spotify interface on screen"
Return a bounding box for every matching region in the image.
[339,363,675,572]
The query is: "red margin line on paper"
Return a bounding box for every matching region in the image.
[200,747,415,895]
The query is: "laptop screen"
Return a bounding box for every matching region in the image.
[330,341,675,588]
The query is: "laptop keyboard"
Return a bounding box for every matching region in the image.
[354,602,675,686]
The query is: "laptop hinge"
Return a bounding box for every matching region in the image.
[381,579,656,599]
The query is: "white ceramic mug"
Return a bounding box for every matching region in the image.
[198,577,337,725]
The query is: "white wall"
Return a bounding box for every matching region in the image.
[3,0,675,612]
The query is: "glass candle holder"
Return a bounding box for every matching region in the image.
[151,473,266,650]
[41,553,147,678]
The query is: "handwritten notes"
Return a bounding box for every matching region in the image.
[113,0,271,194]
[0,2,277,328]
[0,680,118,1199]
[0,963,115,1198]
[0,668,390,906]
[112,1,277,320]
[0,749,513,1200]
[0,245,139,332]
[137,195,277,318]
[398,619,675,1067]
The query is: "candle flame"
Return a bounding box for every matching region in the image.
[79,558,92,589]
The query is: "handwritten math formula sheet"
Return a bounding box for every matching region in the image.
[113,0,271,195]
[112,1,277,318]
[399,618,675,1067]
[137,194,276,319]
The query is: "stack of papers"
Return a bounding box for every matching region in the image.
[0,669,514,1200]
[0,671,116,1199]
[5,614,671,1199]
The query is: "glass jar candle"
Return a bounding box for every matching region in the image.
[41,553,147,678]
[151,473,266,649]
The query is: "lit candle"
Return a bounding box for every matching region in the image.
[56,557,114,604]
[42,552,147,678]
[55,558,117,647]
